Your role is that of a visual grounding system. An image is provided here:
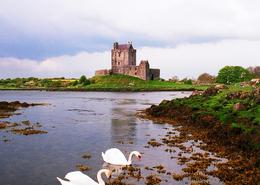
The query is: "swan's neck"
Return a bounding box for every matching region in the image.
[127,151,135,165]
[97,170,106,185]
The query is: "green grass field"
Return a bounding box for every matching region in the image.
[0,74,209,91]
[81,74,209,91]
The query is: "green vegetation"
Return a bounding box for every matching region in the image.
[79,75,91,85]
[149,85,260,150]
[216,66,253,84]
[0,74,209,91]
[83,74,208,91]
[0,77,72,89]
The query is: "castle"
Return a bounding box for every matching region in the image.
[95,42,160,80]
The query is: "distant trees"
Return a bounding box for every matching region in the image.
[181,78,193,85]
[247,66,260,78]
[197,73,215,84]
[169,76,179,82]
[216,66,253,84]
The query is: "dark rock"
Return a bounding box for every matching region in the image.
[159,100,170,105]
[233,103,246,111]
[255,95,260,104]
[191,90,202,96]
[240,92,250,99]
[202,87,218,97]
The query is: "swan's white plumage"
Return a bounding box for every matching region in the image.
[102,148,128,165]
[57,169,110,185]
[65,171,97,185]
[57,177,76,185]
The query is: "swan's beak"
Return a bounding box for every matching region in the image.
[138,155,141,161]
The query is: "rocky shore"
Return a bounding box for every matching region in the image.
[144,86,260,185]
[0,101,48,141]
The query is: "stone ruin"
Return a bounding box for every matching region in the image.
[95,42,160,80]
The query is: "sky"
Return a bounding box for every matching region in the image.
[0,0,260,79]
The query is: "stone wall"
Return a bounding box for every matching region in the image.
[95,69,111,76]
[149,69,160,80]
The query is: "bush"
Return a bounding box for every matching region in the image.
[181,78,193,85]
[216,66,253,84]
[83,79,91,85]
[72,80,79,86]
[79,75,87,84]
[79,75,90,86]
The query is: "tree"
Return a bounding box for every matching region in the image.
[216,66,253,84]
[79,75,87,84]
[181,78,193,85]
[197,73,215,84]
[79,75,91,85]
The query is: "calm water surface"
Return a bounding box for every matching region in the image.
[0,91,222,185]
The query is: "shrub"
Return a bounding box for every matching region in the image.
[79,75,87,84]
[181,78,193,85]
[72,80,79,86]
[79,75,90,86]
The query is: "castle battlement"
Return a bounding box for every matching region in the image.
[95,42,160,80]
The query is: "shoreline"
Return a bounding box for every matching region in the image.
[138,112,259,184]
[141,87,260,184]
[0,88,199,92]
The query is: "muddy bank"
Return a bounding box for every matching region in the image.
[143,87,260,184]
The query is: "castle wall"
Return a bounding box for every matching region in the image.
[149,69,160,80]
[95,69,111,76]
[137,60,150,80]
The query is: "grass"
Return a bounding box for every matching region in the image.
[0,74,209,91]
[153,85,260,149]
[79,74,209,91]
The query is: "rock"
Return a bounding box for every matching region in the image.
[252,87,260,96]
[202,87,218,97]
[159,100,170,105]
[227,92,242,100]
[252,87,260,104]
[233,103,246,111]
[255,95,260,104]
[191,90,202,96]
[215,84,227,90]
[239,92,250,99]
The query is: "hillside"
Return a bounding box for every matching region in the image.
[84,74,208,91]
[0,74,209,91]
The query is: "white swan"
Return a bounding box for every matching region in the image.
[57,169,111,185]
[102,148,141,165]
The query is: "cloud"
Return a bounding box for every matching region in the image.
[0,39,259,79]
[0,0,260,59]
[0,51,110,78]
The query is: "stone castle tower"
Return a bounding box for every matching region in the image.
[95,42,160,80]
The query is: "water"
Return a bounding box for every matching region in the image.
[0,91,223,185]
